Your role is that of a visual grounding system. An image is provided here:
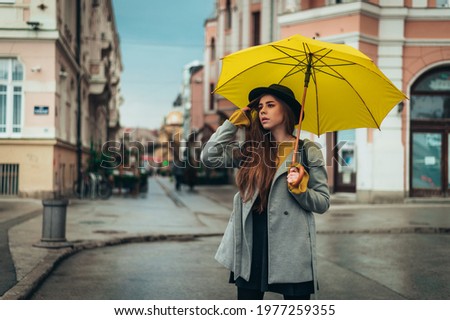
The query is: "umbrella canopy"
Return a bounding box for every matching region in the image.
[214,34,407,137]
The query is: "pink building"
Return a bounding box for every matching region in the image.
[190,67,205,132]
[0,0,122,198]
[201,0,450,202]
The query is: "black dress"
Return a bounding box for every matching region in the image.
[229,200,314,296]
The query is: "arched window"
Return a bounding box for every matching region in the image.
[0,58,24,136]
[411,66,450,120]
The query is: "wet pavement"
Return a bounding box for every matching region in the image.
[29,233,450,300]
[0,176,449,299]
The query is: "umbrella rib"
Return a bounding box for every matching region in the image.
[273,43,364,70]
[304,44,390,131]
[218,44,310,88]
[322,60,381,129]
[308,47,380,132]
[311,66,321,136]
[271,45,310,69]
[271,44,319,82]
[274,44,330,58]
[309,49,358,80]
[279,64,343,81]
[213,59,274,92]
[215,43,359,92]
[272,44,357,81]
[214,54,308,92]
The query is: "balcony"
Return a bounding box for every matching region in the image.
[89,59,108,95]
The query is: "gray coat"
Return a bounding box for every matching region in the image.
[200,120,330,287]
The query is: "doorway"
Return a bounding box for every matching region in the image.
[334,130,356,192]
[410,66,450,197]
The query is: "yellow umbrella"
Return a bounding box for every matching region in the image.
[214,34,407,162]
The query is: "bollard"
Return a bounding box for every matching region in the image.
[34,198,73,249]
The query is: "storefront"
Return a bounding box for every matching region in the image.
[410,66,450,197]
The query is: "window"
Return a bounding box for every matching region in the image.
[0,164,19,196]
[252,11,261,46]
[411,67,450,120]
[436,0,449,7]
[0,58,24,137]
[210,37,216,61]
[209,83,215,111]
[331,0,356,4]
[225,0,232,30]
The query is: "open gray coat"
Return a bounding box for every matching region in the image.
[200,120,330,287]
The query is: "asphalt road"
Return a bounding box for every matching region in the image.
[29,233,450,300]
[3,178,449,300]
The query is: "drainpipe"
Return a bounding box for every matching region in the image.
[76,0,82,197]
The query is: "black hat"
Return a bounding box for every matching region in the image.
[248,84,302,123]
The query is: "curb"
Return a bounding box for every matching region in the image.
[317,227,450,234]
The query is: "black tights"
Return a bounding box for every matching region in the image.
[237,287,310,300]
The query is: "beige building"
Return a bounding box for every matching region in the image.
[155,109,183,173]
[0,0,122,198]
[201,0,450,201]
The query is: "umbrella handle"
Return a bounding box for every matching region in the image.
[292,86,308,164]
[288,164,305,186]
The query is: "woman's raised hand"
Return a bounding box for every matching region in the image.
[229,107,251,127]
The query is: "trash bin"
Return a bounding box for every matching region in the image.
[34,198,72,249]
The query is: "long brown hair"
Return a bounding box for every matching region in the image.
[235,94,297,213]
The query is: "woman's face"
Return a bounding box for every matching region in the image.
[257,94,285,131]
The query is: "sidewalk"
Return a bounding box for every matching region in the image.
[1,177,226,299]
[1,177,449,299]
[192,181,450,234]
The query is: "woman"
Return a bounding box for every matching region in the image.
[201,84,330,300]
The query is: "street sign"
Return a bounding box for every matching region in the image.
[34,106,49,115]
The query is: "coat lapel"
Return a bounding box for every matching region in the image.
[242,190,259,222]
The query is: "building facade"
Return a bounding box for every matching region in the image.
[201,0,450,202]
[0,0,122,198]
[155,109,183,174]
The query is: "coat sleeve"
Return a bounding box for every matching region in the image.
[290,141,330,214]
[200,120,241,168]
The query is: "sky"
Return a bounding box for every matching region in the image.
[112,0,216,130]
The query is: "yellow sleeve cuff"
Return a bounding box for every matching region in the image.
[229,109,250,127]
[288,164,309,194]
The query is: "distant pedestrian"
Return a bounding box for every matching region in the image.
[172,160,184,191]
[201,84,330,300]
[184,164,197,191]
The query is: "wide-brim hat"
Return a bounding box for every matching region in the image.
[248,84,302,123]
